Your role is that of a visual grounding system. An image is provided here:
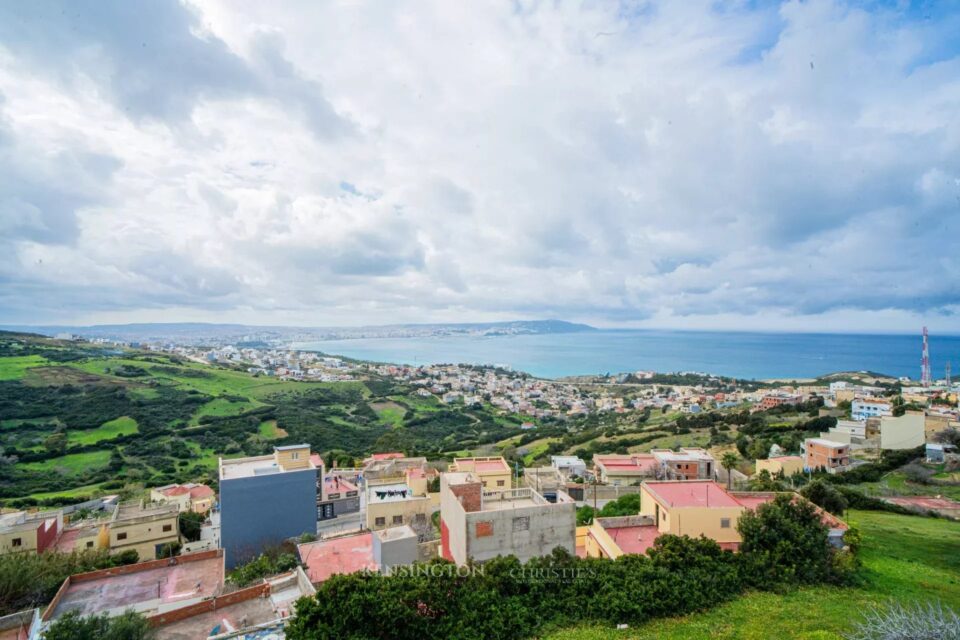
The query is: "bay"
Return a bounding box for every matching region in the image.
[297,330,960,381]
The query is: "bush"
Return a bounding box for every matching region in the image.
[287,541,743,640]
[737,494,843,588]
[44,610,154,640]
[228,550,299,587]
[800,479,848,515]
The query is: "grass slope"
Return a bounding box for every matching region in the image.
[67,416,138,445]
[549,510,960,640]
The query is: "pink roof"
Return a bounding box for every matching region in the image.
[607,524,662,555]
[371,453,404,461]
[645,481,742,508]
[189,485,214,499]
[324,475,357,493]
[310,453,324,467]
[472,460,509,472]
[161,486,191,497]
[596,454,657,473]
[298,534,376,583]
[731,494,772,511]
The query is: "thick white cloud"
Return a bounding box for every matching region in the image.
[0,0,958,332]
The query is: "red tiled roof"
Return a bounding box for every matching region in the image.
[371,453,404,461]
[161,486,191,497]
[189,485,214,499]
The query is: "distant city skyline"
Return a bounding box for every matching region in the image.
[1,1,959,333]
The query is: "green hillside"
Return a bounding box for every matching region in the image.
[0,333,529,504]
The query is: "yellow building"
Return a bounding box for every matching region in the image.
[0,511,62,556]
[755,456,804,478]
[586,481,849,559]
[365,481,432,532]
[108,502,181,560]
[448,457,512,490]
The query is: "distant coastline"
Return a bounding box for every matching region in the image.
[295,329,960,381]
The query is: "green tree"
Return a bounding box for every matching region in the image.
[721,452,739,490]
[44,610,154,640]
[800,479,848,515]
[178,510,205,542]
[737,494,845,588]
[43,431,68,456]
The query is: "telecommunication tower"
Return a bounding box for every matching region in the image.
[946,361,952,387]
[921,326,932,387]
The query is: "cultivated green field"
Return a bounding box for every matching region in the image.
[550,510,960,640]
[0,355,48,380]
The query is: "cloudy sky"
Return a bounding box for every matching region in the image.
[0,0,958,333]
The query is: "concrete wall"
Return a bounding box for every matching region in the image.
[110,515,179,561]
[755,457,804,477]
[372,527,418,573]
[880,413,926,450]
[462,501,575,564]
[220,468,317,568]
[366,497,432,531]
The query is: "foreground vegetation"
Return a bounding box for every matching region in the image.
[550,510,960,639]
[288,497,854,639]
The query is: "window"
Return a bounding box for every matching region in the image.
[392,515,403,524]
[414,513,426,523]
[720,518,731,529]
[496,480,505,487]
[512,516,530,532]
[11,538,21,547]
[162,524,172,532]
[116,532,127,541]
[375,517,386,526]
[291,451,300,460]
[86,541,94,548]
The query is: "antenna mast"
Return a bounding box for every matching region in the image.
[921,326,932,388]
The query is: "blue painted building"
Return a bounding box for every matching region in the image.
[219,445,319,568]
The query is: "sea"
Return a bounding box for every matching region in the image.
[296,330,960,381]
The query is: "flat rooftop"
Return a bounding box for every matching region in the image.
[298,533,375,583]
[156,597,276,640]
[453,457,510,474]
[114,502,178,523]
[595,454,656,473]
[645,481,742,508]
[47,553,224,621]
[805,438,849,448]
[220,454,316,480]
[480,488,547,511]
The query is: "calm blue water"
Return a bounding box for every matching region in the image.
[297,330,960,380]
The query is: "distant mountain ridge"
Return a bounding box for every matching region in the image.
[0,319,597,342]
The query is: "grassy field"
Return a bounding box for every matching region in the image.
[67,416,138,445]
[190,397,261,424]
[372,401,407,427]
[20,450,112,475]
[858,470,960,501]
[549,510,960,639]
[257,419,287,440]
[0,355,49,380]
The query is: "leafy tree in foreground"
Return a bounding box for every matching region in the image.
[738,493,851,588]
[44,610,154,640]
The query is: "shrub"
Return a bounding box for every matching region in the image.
[44,610,154,640]
[737,494,840,588]
[801,479,848,515]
